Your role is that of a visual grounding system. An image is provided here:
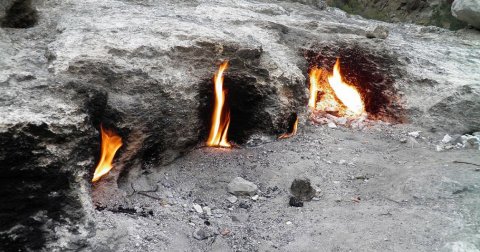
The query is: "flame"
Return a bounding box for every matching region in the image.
[308,67,321,109]
[92,125,123,182]
[327,59,365,116]
[309,59,365,116]
[279,117,298,139]
[206,61,231,148]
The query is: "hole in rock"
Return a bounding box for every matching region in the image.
[199,74,276,145]
[1,0,38,28]
[304,44,405,122]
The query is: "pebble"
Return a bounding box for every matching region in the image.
[328,122,337,128]
[286,221,292,225]
[203,206,212,216]
[399,138,407,143]
[408,131,421,138]
[193,203,203,214]
[227,177,258,196]
[442,134,453,144]
[227,195,238,203]
[289,196,304,207]
[366,25,389,39]
[193,228,213,240]
[251,195,259,201]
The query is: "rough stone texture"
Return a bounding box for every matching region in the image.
[0,0,479,250]
[0,0,38,28]
[290,178,316,201]
[452,0,480,29]
[327,0,468,30]
[227,177,258,196]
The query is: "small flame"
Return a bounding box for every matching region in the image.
[279,117,298,139]
[309,59,365,116]
[327,59,365,116]
[92,125,123,182]
[206,61,231,148]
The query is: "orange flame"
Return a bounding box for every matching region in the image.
[279,117,299,139]
[92,125,123,182]
[206,61,231,148]
[309,59,365,116]
[308,67,321,109]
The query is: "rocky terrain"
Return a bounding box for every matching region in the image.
[0,0,479,251]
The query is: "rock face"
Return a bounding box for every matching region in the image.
[327,0,468,30]
[227,177,258,196]
[0,0,479,250]
[452,0,480,29]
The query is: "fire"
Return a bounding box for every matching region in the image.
[309,59,365,116]
[206,61,231,148]
[308,67,321,109]
[92,125,123,182]
[279,117,299,139]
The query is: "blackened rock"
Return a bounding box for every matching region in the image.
[289,196,304,207]
[290,178,315,201]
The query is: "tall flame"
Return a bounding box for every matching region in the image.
[327,59,365,116]
[92,125,123,182]
[206,61,231,148]
[278,116,298,139]
[308,59,365,116]
[308,67,322,109]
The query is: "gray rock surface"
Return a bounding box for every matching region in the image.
[452,0,480,29]
[227,177,258,196]
[0,0,479,250]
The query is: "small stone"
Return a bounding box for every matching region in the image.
[203,206,212,216]
[227,196,238,203]
[193,203,203,214]
[251,195,259,201]
[327,122,337,128]
[286,221,292,225]
[366,25,389,39]
[290,178,315,201]
[338,159,346,165]
[442,134,453,144]
[193,228,213,240]
[408,131,421,138]
[238,202,251,209]
[289,196,304,207]
[336,117,348,125]
[227,177,258,196]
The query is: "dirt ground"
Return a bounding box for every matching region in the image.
[90,121,480,252]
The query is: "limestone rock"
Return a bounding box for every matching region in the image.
[452,0,480,29]
[227,177,258,196]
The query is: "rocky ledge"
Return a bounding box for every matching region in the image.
[0,0,479,250]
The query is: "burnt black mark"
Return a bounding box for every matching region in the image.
[199,74,277,144]
[304,43,405,122]
[1,0,38,28]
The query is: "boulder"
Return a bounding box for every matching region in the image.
[452,0,480,29]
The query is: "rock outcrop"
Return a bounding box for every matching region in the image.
[452,0,480,29]
[0,0,479,250]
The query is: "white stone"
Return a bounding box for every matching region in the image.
[408,131,421,138]
[227,177,258,196]
[203,206,212,216]
[251,195,259,201]
[452,0,480,29]
[192,203,203,214]
[442,134,453,144]
[328,122,337,128]
[227,196,238,203]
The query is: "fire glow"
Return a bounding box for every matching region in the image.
[309,59,365,117]
[278,117,298,139]
[92,125,123,182]
[206,61,231,148]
